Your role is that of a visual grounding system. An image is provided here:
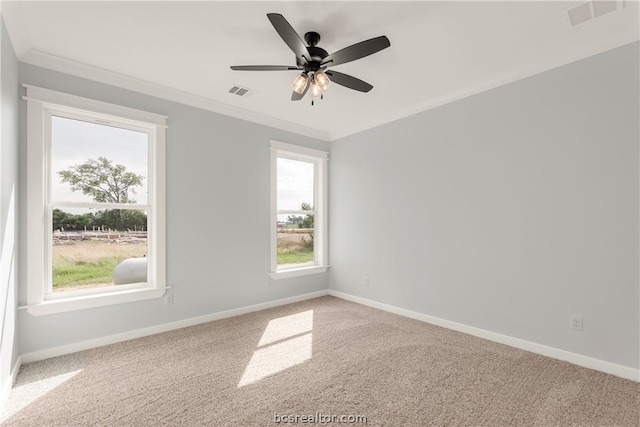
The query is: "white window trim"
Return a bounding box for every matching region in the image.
[270,140,328,280]
[23,85,168,315]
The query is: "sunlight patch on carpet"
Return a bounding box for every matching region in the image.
[239,310,313,387]
[258,310,313,347]
[2,352,85,421]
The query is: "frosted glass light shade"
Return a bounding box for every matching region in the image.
[292,73,308,94]
[314,71,330,90]
[310,81,323,97]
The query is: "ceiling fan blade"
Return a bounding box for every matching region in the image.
[322,36,390,67]
[291,78,310,101]
[230,65,299,71]
[267,13,310,63]
[325,70,373,92]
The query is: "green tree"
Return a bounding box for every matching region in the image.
[95,209,147,231]
[52,209,95,231]
[287,215,303,226]
[52,208,70,231]
[299,202,314,251]
[299,202,314,229]
[59,156,143,203]
[59,157,144,230]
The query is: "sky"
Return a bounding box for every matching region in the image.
[51,115,148,206]
[277,157,314,212]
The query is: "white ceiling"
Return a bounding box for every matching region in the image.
[2,1,638,141]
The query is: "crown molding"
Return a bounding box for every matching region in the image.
[17,34,639,144]
[19,49,333,142]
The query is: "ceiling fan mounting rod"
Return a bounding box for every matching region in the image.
[304,31,321,47]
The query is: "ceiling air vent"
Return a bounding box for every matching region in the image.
[228,85,255,98]
[567,1,622,27]
[592,0,617,17]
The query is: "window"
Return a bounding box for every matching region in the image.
[24,85,167,315]
[270,141,328,279]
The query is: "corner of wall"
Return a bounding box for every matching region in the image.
[0,12,21,416]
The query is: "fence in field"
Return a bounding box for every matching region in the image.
[53,229,147,244]
[277,228,313,234]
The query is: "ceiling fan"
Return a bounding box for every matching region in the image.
[230,13,390,105]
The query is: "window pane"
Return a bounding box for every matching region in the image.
[52,207,148,292]
[277,213,314,267]
[50,116,148,204]
[277,157,314,211]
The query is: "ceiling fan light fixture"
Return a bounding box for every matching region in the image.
[314,71,330,90]
[230,13,390,102]
[310,80,323,98]
[292,73,308,94]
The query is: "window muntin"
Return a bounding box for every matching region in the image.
[25,85,167,315]
[270,141,327,279]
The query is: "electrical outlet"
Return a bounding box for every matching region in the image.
[165,293,174,305]
[363,276,370,287]
[570,315,583,330]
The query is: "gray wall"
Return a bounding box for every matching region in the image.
[17,64,329,355]
[0,16,19,388]
[329,42,639,369]
[10,36,640,370]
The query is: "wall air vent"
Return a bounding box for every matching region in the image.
[567,1,622,27]
[228,85,255,98]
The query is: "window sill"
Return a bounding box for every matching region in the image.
[269,265,329,280]
[22,286,168,316]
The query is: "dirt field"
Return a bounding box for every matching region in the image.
[53,238,147,262]
[277,228,312,247]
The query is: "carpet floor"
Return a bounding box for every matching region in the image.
[2,296,638,426]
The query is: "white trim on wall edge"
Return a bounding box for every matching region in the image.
[20,290,328,364]
[14,39,638,143]
[19,50,332,142]
[0,356,23,419]
[328,290,640,383]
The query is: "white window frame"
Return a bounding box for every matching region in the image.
[23,85,167,315]
[270,140,328,280]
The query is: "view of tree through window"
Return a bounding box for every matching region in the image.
[50,116,149,292]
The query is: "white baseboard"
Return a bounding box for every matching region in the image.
[18,288,639,383]
[0,356,23,419]
[21,290,328,364]
[328,290,640,382]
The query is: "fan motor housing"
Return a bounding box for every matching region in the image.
[304,31,329,65]
[307,46,328,62]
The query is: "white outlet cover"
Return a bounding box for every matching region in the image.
[570,315,583,330]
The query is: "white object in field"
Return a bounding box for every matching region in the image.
[112,257,147,285]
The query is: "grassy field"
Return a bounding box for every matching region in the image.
[277,250,314,264]
[52,240,146,289]
[277,230,313,265]
[53,231,311,290]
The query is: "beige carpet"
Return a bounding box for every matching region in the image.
[2,296,638,426]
